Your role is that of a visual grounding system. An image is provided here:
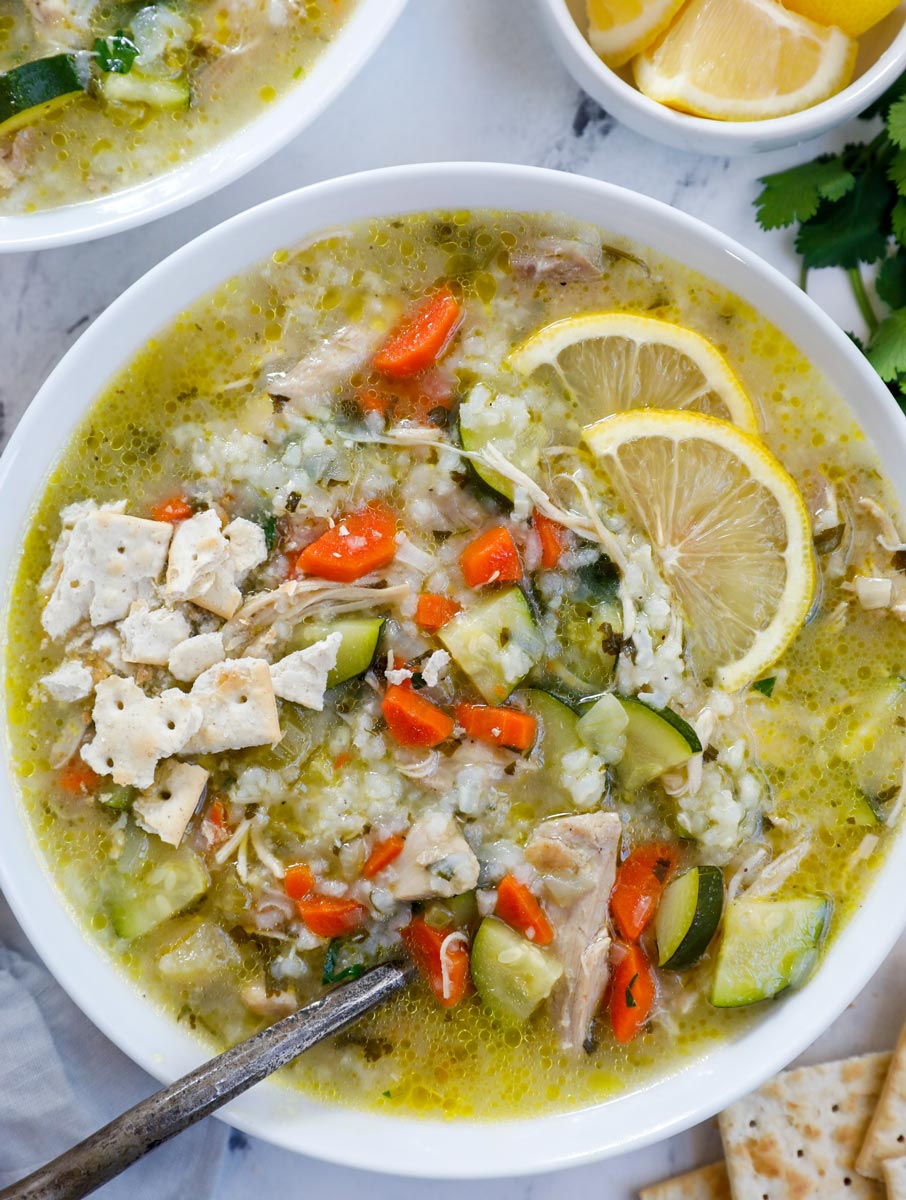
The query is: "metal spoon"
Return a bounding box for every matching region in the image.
[0,960,415,1200]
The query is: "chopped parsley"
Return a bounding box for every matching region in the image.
[625,973,639,1009]
[752,677,776,698]
[93,31,139,74]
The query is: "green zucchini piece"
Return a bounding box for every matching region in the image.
[840,677,906,797]
[710,895,830,1008]
[423,891,479,932]
[98,784,136,812]
[545,595,623,695]
[616,696,702,793]
[291,617,384,688]
[458,383,546,501]
[524,688,582,760]
[439,587,544,703]
[576,692,629,761]
[108,843,209,941]
[101,69,190,109]
[655,865,724,969]
[470,917,563,1023]
[0,55,85,136]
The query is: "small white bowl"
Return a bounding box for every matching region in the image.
[0,0,408,253]
[535,0,906,155]
[2,163,906,1177]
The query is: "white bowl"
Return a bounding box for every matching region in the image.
[2,163,906,1178]
[0,0,408,253]
[535,0,906,155]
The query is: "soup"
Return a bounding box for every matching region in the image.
[6,210,905,1119]
[0,0,355,213]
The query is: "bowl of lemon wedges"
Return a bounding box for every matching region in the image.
[536,0,906,153]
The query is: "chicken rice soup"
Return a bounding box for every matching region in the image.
[7,211,906,1118]
[0,0,355,213]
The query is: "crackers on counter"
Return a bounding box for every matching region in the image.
[643,1022,906,1200]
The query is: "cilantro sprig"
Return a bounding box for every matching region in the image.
[755,74,906,409]
[93,31,139,75]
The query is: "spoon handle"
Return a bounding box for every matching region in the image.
[1,961,414,1200]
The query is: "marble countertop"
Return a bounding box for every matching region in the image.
[1,0,903,1196]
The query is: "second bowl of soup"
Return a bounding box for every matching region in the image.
[2,163,906,1175]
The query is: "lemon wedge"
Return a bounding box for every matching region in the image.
[780,0,901,38]
[583,410,815,691]
[633,0,857,122]
[586,0,688,68]
[508,312,759,432]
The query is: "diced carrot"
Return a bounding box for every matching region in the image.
[610,843,679,941]
[297,894,366,938]
[495,874,554,946]
[460,526,522,588]
[456,703,538,752]
[151,495,194,524]
[415,592,461,632]
[333,752,352,772]
[373,286,462,378]
[358,368,454,425]
[296,501,398,583]
[362,834,405,879]
[58,759,100,796]
[533,510,568,570]
[284,863,315,900]
[610,942,656,1045]
[207,801,226,829]
[382,684,454,748]
[401,915,471,1008]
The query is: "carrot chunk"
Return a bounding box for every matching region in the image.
[533,510,568,569]
[611,942,656,1044]
[456,703,538,752]
[296,895,366,938]
[382,684,454,748]
[297,501,397,583]
[358,368,454,425]
[415,592,461,632]
[284,863,315,900]
[373,286,461,378]
[362,834,405,879]
[151,495,194,524]
[58,760,100,796]
[401,916,471,1007]
[495,873,554,946]
[610,843,679,941]
[460,526,521,588]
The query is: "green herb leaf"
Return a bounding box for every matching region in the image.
[752,677,776,698]
[868,307,906,382]
[259,513,278,554]
[889,95,906,151]
[93,31,139,74]
[322,938,366,985]
[755,157,855,230]
[861,73,906,121]
[796,165,893,269]
[877,250,906,310]
[625,973,639,1009]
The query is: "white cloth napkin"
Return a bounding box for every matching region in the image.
[0,895,228,1197]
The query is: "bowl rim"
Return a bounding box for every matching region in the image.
[2,162,906,1178]
[0,0,409,253]
[535,0,906,152]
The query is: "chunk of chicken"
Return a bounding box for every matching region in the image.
[25,0,97,44]
[267,325,381,417]
[241,980,298,1018]
[509,234,604,283]
[390,811,480,901]
[525,811,621,1054]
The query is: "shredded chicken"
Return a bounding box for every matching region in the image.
[213,816,252,867]
[726,846,770,902]
[525,812,621,1054]
[857,496,906,554]
[509,234,604,283]
[241,980,297,1018]
[221,580,409,656]
[250,813,285,878]
[267,325,381,416]
[744,838,811,899]
[439,932,468,1002]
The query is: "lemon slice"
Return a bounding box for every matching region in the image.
[586,0,688,68]
[633,0,857,122]
[508,312,759,433]
[583,410,815,691]
[780,0,900,39]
